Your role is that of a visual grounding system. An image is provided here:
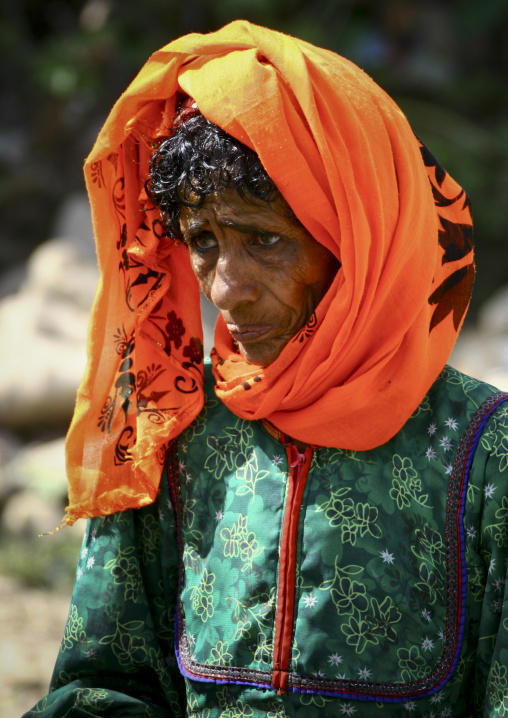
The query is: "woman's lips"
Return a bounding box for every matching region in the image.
[226,323,274,342]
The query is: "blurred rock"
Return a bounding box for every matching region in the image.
[0,289,90,428]
[28,237,98,312]
[451,330,508,391]
[0,430,21,467]
[2,491,64,538]
[1,437,69,539]
[0,194,98,430]
[451,284,508,391]
[478,285,508,335]
[2,437,66,500]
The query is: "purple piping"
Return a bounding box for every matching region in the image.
[174,612,272,690]
[434,395,508,696]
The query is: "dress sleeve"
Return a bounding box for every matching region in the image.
[23,468,185,717]
[468,397,508,716]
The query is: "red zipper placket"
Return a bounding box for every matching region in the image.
[272,441,313,693]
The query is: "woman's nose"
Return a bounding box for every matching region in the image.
[209,252,260,310]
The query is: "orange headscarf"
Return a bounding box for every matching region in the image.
[65,20,474,524]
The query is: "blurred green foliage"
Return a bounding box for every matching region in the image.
[0,0,507,312]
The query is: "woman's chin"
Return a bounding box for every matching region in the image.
[236,338,285,367]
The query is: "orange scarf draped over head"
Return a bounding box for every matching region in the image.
[65,21,474,524]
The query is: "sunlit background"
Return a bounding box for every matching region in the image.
[1,1,508,714]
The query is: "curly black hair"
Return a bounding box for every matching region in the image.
[147,112,285,241]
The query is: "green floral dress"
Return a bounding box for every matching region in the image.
[25,364,508,717]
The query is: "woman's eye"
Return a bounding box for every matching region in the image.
[191,234,218,251]
[256,233,281,248]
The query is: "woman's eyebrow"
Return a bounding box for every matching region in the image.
[221,219,276,236]
[182,216,279,238]
[180,217,208,238]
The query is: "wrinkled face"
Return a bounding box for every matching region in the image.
[180,189,339,366]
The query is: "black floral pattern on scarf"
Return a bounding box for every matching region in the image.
[291,312,317,343]
[183,337,204,364]
[420,143,475,333]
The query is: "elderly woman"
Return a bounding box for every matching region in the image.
[26,21,508,718]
